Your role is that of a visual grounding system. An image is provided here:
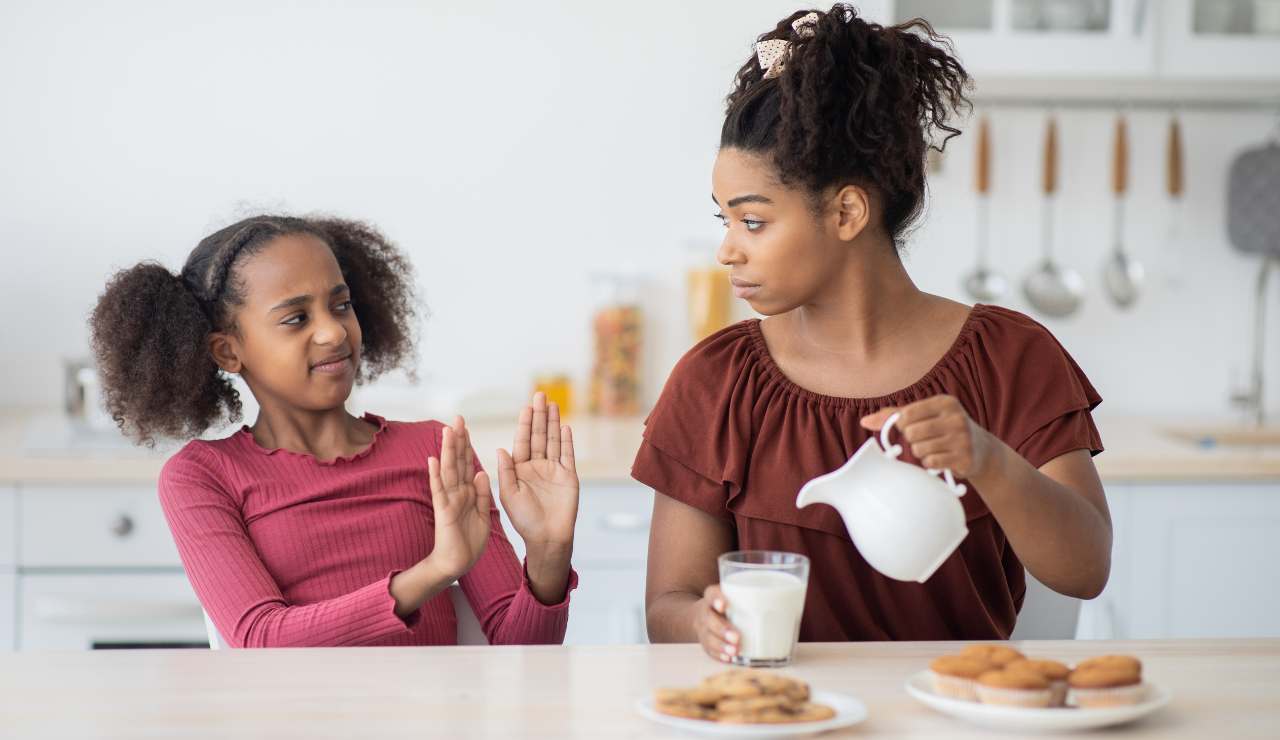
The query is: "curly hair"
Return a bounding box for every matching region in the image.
[89,215,419,446]
[721,4,971,245]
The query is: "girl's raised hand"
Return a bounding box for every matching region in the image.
[426,417,493,580]
[860,394,996,480]
[495,392,579,553]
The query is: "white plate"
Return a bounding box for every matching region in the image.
[904,671,1170,732]
[635,689,867,738]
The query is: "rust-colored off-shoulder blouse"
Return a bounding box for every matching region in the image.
[632,304,1103,641]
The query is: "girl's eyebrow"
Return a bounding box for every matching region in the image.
[269,283,349,312]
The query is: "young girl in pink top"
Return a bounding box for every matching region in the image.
[89,215,578,647]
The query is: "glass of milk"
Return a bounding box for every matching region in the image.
[718,551,810,667]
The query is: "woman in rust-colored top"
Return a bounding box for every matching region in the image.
[636,6,1110,661]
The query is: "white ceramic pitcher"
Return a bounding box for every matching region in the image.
[795,413,969,583]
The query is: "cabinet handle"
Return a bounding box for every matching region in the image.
[599,513,649,532]
[110,514,135,538]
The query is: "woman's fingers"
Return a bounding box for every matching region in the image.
[530,392,547,459]
[440,426,458,490]
[560,425,576,472]
[513,405,533,463]
[546,401,561,461]
[698,590,740,663]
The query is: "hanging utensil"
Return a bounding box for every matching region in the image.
[963,115,1007,302]
[1023,115,1084,318]
[1103,113,1144,308]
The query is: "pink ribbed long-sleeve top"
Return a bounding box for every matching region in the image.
[158,413,576,648]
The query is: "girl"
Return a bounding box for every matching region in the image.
[636,5,1110,661]
[90,215,579,647]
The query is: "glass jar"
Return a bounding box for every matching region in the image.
[588,273,643,416]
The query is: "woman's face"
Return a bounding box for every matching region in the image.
[712,148,861,316]
[213,233,362,414]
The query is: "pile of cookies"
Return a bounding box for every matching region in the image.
[654,669,836,724]
[929,645,1146,709]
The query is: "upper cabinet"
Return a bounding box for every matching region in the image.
[883,0,1158,77]
[874,0,1280,81]
[1158,0,1280,79]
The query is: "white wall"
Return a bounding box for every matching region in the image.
[1,0,1276,423]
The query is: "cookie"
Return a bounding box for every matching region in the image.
[719,701,837,725]
[654,699,716,721]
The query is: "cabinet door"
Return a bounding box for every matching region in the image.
[19,572,206,650]
[0,486,15,567]
[1159,0,1280,79]
[19,486,180,568]
[888,0,1158,77]
[1125,482,1280,638]
[499,483,652,567]
[564,564,647,645]
[0,572,14,651]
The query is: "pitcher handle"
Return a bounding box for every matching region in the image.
[879,413,968,497]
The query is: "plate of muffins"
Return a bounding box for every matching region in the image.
[905,645,1169,731]
[638,668,867,737]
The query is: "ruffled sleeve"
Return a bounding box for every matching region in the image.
[963,306,1104,468]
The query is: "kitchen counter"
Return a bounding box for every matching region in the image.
[0,639,1274,738]
[3,410,1280,485]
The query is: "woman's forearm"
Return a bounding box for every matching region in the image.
[645,589,704,643]
[969,439,1112,599]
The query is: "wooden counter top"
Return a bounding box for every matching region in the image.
[0,639,1274,738]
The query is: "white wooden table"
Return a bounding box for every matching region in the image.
[0,639,1275,738]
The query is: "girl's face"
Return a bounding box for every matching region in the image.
[212,233,362,414]
[712,148,864,315]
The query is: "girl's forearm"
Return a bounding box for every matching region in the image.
[969,438,1112,599]
[525,541,574,605]
[389,555,457,618]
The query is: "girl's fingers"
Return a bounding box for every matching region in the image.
[455,417,472,488]
[513,405,533,463]
[428,457,448,509]
[530,392,547,460]
[495,448,518,499]
[546,402,561,461]
[473,470,494,515]
[440,427,458,490]
[560,425,576,472]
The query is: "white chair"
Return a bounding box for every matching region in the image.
[1010,573,1082,640]
[204,609,226,650]
[203,586,488,649]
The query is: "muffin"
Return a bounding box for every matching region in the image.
[1006,658,1071,707]
[960,644,1025,668]
[928,655,992,701]
[1075,655,1142,675]
[975,668,1053,708]
[1069,665,1145,708]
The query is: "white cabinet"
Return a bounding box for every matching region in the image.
[1078,481,1280,639]
[887,0,1159,77]
[19,485,181,568]
[19,572,205,650]
[11,485,204,651]
[1158,0,1280,79]
[0,487,15,652]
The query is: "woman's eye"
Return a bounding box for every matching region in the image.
[743,219,765,232]
[714,212,729,228]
